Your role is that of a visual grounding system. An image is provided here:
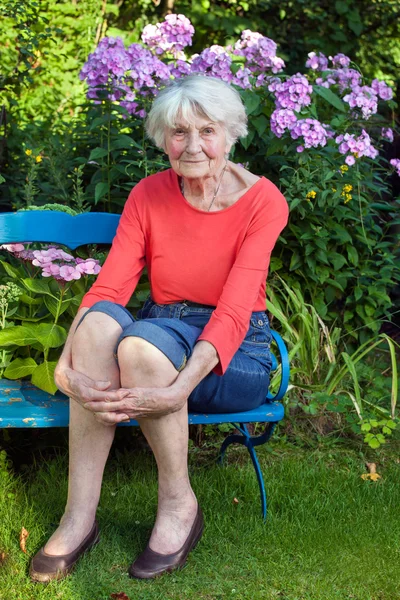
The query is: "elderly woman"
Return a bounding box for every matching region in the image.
[30,75,288,582]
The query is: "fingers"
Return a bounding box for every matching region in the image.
[93,380,111,391]
[83,388,130,404]
[84,399,130,413]
[93,412,130,425]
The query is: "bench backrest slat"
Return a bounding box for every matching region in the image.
[0,211,120,249]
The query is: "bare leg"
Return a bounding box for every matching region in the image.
[118,337,198,554]
[44,312,122,555]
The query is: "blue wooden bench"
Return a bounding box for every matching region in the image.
[0,210,290,519]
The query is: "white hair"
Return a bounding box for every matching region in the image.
[145,75,248,150]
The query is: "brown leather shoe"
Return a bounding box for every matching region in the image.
[29,521,100,583]
[129,506,204,579]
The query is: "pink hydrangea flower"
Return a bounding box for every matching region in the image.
[0,243,25,252]
[75,259,101,275]
[59,265,82,281]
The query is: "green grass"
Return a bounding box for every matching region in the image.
[1,439,400,600]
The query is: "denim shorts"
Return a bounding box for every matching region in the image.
[78,297,273,414]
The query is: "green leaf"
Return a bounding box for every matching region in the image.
[44,295,72,318]
[251,115,269,137]
[88,147,109,161]
[289,253,302,271]
[95,182,109,204]
[313,85,347,113]
[110,135,138,151]
[0,324,39,346]
[31,361,58,395]
[35,323,67,349]
[330,254,347,270]
[347,246,359,266]
[22,278,54,296]
[241,90,260,115]
[0,260,24,279]
[19,293,42,306]
[4,357,37,379]
[240,130,255,150]
[335,1,348,14]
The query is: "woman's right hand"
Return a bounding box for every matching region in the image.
[54,365,129,409]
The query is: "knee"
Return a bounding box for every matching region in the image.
[117,336,159,373]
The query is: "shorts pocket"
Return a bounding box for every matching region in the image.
[246,312,272,345]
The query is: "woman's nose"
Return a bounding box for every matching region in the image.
[186,132,201,154]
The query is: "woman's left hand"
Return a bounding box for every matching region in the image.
[83,385,187,424]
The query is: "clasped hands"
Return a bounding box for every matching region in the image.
[55,366,187,426]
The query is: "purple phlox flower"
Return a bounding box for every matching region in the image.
[190,46,233,82]
[390,158,400,176]
[381,127,394,142]
[330,53,351,68]
[270,108,297,137]
[79,37,131,88]
[296,145,305,153]
[343,85,378,120]
[316,68,361,92]
[75,259,101,275]
[0,243,25,253]
[268,73,313,112]
[232,66,252,89]
[289,118,330,149]
[234,30,285,74]
[345,155,355,166]
[169,59,192,79]
[335,129,379,161]
[305,51,328,71]
[371,79,393,101]
[142,14,194,57]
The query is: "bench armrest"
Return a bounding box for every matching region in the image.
[266,330,290,402]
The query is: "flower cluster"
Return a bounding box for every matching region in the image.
[1,245,101,283]
[290,118,331,150]
[190,46,233,83]
[233,30,285,74]
[390,159,400,177]
[343,85,378,120]
[341,184,353,204]
[80,37,170,115]
[306,190,317,201]
[0,282,22,307]
[270,108,297,137]
[268,73,313,112]
[305,52,328,71]
[335,130,379,165]
[142,14,194,57]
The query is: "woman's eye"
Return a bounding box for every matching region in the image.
[174,129,185,135]
[203,128,214,134]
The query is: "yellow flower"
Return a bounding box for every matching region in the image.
[353,152,359,158]
[344,193,352,204]
[35,156,42,163]
[25,149,32,156]
[306,190,317,200]
[331,187,337,192]
[343,184,353,193]
[361,473,381,482]
[339,165,349,173]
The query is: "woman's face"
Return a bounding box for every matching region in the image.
[164,114,230,179]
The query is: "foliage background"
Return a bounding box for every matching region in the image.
[0,0,399,444]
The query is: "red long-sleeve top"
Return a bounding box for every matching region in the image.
[80,168,289,375]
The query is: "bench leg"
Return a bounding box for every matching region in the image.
[218,422,277,520]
